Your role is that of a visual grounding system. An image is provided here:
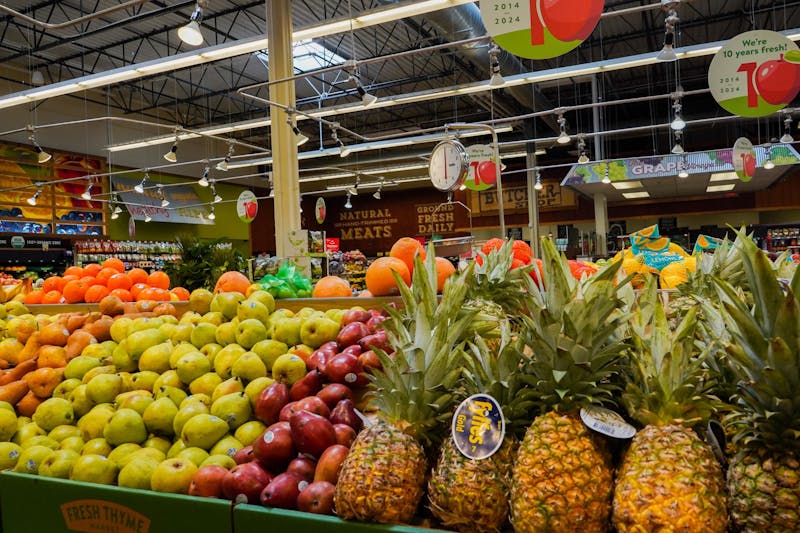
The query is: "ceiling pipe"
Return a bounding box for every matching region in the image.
[0,0,153,31]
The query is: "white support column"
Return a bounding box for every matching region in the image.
[594,193,608,258]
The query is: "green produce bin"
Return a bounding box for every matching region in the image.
[0,472,233,533]
[233,503,450,532]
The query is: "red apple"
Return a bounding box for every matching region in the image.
[222,462,272,503]
[313,444,350,484]
[252,426,296,471]
[325,353,367,388]
[316,383,353,409]
[340,344,363,357]
[189,465,229,498]
[540,0,604,43]
[268,421,291,433]
[329,399,363,432]
[287,457,317,482]
[295,395,331,418]
[336,321,371,348]
[260,471,306,510]
[755,56,800,105]
[333,424,357,447]
[290,410,337,459]
[340,309,371,326]
[296,481,335,515]
[476,160,498,185]
[233,445,254,465]
[255,382,289,426]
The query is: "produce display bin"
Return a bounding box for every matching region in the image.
[233,503,449,532]
[0,472,233,533]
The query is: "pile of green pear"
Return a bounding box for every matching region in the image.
[0,289,354,495]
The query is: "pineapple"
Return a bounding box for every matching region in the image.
[427,326,532,532]
[714,235,800,532]
[334,245,476,525]
[612,281,728,533]
[510,237,630,533]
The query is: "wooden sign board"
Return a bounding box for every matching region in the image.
[470,182,576,216]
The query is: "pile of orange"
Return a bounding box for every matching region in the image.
[364,237,456,296]
[24,258,189,305]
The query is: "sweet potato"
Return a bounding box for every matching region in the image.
[0,380,29,405]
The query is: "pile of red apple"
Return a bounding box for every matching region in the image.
[187,307,391,515]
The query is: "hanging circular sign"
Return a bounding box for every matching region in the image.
[451,394,505,460]
[480,0,604,60]
[236,190,258,223]
[708,30,800,118]
[464,144,501,192]
[315,197,326,224]
[732,137,756,182]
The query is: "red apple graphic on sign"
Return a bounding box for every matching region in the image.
[532,0,605,45]
[741,153,756,178]
[476,160,498,186]
[755,55,800,105]
[244,200,258,219]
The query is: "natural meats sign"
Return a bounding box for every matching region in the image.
[334,208,397,240]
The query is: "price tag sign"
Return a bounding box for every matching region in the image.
[732,137,756,182]
[237,190,258,223]
[464,145,499,192]
[709,30,800,118]
[580,405,636,439]
[451,394,505,460]
[480,0,604,60]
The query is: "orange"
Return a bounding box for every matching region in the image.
[512,240,532,264]
[127,268,149,285]
[435,257,456,292]
[170,287,190,301]
[510,258,526,270]
[102,257,125,273]
[23,290,44,305]
[95,267,118,286]
[389,237,426,275]
[137,287,170,302]
[58,275,80,291]
[42,290,65,304]
[481,238,505,255]
[63,266,83,278]
[107,273,133,291]
[82,263,103,277]
[312,276,352,298]
[109,288,133,302]
[358,290,373,298]
[214,271,251,295]
[130,283,149,299]
[80,275,102,287]
[62,279,89,304]
[42,276,61,293]
[147,271,171,290]
[365,256,411,296]
[84,284,110,303]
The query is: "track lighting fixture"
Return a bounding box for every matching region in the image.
[671,130,684,154]
[577,136,590,163]
[217,144,234,171]
[28,129,51,163]
[163,132,179,162]
[670,90,685,130]
[344,192,353,209]
[349,72,377,107]
[780,114,794,144]
[678,155,689,178]
[348,175,360,196]
[287,117,309,146]
[534,171,543,191]
[373,179,384,200]
[144,214,152,222]
[81,180,93,200]
[134,172,149,194]
[207,206,216,220]
[657,9,679,61]
[210,182,222,203]
[177,0,206,46]
[602,165,611,184]
[110,210,119,220]
[488,42,504,87]
[26,186,41,206]
[159,185,170,207]
[198,165,210,187]
[556,113,571,144]
[763,144,775,169]
[113,205,122,215]
[458,183,467,191]
[331,126,351,157]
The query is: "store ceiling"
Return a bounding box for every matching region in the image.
[0,0,798,200]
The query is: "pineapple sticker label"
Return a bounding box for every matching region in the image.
[451,394,505,460]
[580,406,636,439]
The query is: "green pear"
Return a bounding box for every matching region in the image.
[210,392,252,430]
[21,435,59,449]
[272,316,303,347]
[14,445,53,474]
[103,408,147,446]
[70,454,118,485]
[64,356,103,381]
[0,400,13,412]
[79,404,122,441]
[169,342,200,369]
[11,422,46,445]
[209,435,243,458]
[246,290,276,314]
[211,377,244,403]
[127,329,167,360]
[172,402,209,437]
[189,372,223,397]
[118,455,159,489]
[181,414,228,450]
[200,311,226,326]
[48,424,82,442]
[237,300,270,325]
[158,323,177,339]
[244,376,274,406]
[166,439,187,458]
[118,372,135,393]
[130,371,160,392]
[213,344,246,379]
[179,311,203,325]
[200,454,236,469]
[300,316,341,348]
[175,351,211,384]
[81,437,112,456]
[152,370,182,391]
[138,342,173,374]
[214,320,238,346]
[181,394,211,409]
[324,308,345,325]
[118,447,165,469]
[230,351,267,382]
[129,316,164,333]
[150,458,198,494]
[81,341,114,360]
[154,385,188,407]
[86,373,123,405]
[39,449,80,478]
[32,397,75,432]
[270,353,308,385]
[143,436,172,455]
[250,340,289,371]
[210,292,245,320]
[68,384,95,418]
[110,341,137,372]
[0,442,21,470]
[176,446,209,467]
[0,408,16,441]
[190,322,217,349]
[199,343,223,366]
[234,420,267,446]
[235,319,268,350]
[81,365,116,384]
[169,323,194,344]
[107,444,143,468]
[142,397,178,437]
[52,378,82,399]
[59,436,85,454]
[295,307,318,320]
[114,390,154,415]
[161,314,179,325]
[110,317,133,343]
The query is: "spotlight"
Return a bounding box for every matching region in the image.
[373,180,384,200]
[216,144,234,171]
[350,73,377,107]
[488,42,505,87]
[556,114,571,144]
[339,145,352,158]
[780,115,794,144]
[207,206,216,220]
[159,186,170,207]
[210,182,222,203]
[177,0,206,46]
[198,165,210,187]
[670,92,686,130]
[134,172,149,194]
[31,70,44,86]
[764,145,775,169]
[671,131,684,154]
[534,171,543,191]
[28,130,51,163]
[678,156,689,178]
[113,205,122,215]
[26,187,41,206]
[110,210,119,220]
[144,214,152,222]
[577,137,590,163]
[287,118,309,146]
[657,10,679,62]
[602,166,611,184]
[348,176,360,196]
[344,193,352,209]
[81,181,93,200]
[163,135,179,162]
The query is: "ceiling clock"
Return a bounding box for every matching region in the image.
[429,139,469,192]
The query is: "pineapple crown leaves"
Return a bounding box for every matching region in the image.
[623,279,722,428]
[713,233,800,451]
[679,230,747,299]
[368,244,477,448]
[516,237,631,414]
[468,240,537,316]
